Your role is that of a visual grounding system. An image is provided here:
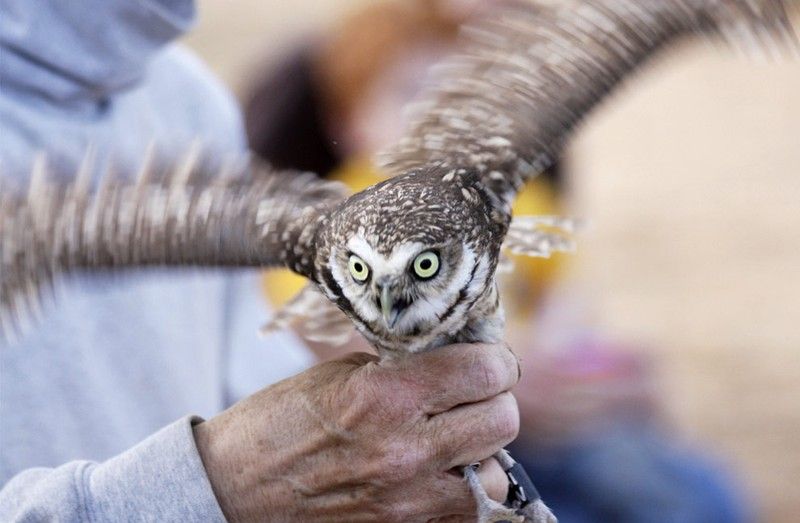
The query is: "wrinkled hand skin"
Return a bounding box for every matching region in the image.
[193,343,521,522]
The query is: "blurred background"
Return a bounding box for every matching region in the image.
[185,1,800,521]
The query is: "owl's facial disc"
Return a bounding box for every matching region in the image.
[329,235,479,340]
[346,240,440,330]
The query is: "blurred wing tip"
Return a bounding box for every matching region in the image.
[716,0,800,60]
[503,213,583,260]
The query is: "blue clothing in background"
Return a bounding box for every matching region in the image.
[510,426,753,523]
[0,0,313,520]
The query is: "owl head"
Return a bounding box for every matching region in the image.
[314,167,509,353]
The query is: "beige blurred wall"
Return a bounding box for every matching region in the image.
[184,0,372,93]
[570,44,800,522]
[186,3,800,521]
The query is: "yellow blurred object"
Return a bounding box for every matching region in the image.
[262,157,568,318]
[504,169,567,317]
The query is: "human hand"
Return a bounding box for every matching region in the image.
[193,342,521,522]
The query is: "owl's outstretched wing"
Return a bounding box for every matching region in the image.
[380,0,798,212]
[0,148,347,340]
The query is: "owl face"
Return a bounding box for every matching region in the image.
[315,167,506,353]
[329,235,479,338]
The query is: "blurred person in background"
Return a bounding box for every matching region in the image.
[245,1,752,521]
[0,0,521,520]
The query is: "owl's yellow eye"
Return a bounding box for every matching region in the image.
[412,251,440,280]
[348,254,370,283]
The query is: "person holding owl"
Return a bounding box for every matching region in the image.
[3,0,791,520]
[0,0,517,521]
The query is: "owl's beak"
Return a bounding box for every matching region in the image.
[379,284,399,329]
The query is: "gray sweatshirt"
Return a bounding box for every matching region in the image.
[0,0,314,519]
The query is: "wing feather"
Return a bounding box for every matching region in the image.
[502,214,580,258]
[0,150,347,340]
[381,0,798,210]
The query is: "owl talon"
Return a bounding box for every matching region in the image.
[464,464,525,523]
[464,451,558,523]
[516,499,558,523]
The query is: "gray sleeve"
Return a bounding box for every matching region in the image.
[0,416,226,522]
[223,271,317,405]
[0,0,196,103]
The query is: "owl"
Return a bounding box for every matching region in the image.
[1,1,796,522]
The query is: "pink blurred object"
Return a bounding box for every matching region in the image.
[515,333,661,446]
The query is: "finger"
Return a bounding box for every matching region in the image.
[381,342,521,414]
[432,457,509,518]
[425,391,520,469]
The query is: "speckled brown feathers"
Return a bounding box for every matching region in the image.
[311,166,509,354]
[320,166,507,259]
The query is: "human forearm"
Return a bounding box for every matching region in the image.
[0,416,224,522]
